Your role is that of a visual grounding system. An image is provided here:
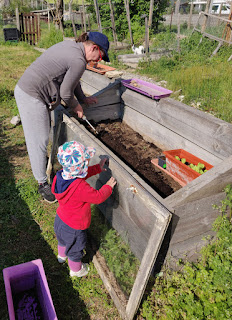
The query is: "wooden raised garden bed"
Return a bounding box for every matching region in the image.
[50,70,232,320]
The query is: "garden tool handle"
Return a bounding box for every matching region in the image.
[82,115,98,135]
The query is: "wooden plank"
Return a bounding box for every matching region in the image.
[91,249,128,319]
[81,81,122,121]
[126,213,170,320]
[211,41,223,57]
[166,230,216,269]
[121,89,232,159]
[28,14,32,44]
[169,192,224,245]
[83,103,121,122]
[165,156,232,208]
[87,81,121,105]
[123,106,222,165]
[32,15,35,45]
[15,7,20,32]
[194,28,232,45]
[81,70,113,95]
[200,10,232,23]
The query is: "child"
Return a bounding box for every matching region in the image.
[52,141,116,277]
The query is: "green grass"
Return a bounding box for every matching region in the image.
[134,33,232,123]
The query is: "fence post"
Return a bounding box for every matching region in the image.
[124,0,133,45]
[109,0,117,44]
[82,0,87,32]
[141,14,149,54]
[201,0,211,32]
[188,2,193,29]
[15,6,20,36]
[93,0,102,32]
[175,0,180,15]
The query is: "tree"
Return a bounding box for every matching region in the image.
[54,0,64,32]
[86,0,169,41]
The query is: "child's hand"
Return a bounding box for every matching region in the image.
[99,157,109,171]
[106,177,117,188]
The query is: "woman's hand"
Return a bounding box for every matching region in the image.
[73,103,84,118]
[106,177,117,188]
[84,96,98,105]
[99,157,109,172]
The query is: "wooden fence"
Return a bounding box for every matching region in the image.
[19,13,40,45]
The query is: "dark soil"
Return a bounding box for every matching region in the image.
[84,119,182,198]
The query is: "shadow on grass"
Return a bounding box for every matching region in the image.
[0,115,91,320]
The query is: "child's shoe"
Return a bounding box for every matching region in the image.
[57,255,67,263]
[70,263,89,277]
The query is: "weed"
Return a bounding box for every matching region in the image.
[213,184,232,220]
[37,22,63,49]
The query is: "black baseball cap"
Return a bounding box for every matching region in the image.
[88,32,110,62]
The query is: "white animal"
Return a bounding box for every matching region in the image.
[132,44,145,55]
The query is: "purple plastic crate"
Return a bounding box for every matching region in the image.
[121,78,173,100]
[3,259,57,320]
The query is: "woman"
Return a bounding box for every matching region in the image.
[14,32,110,203]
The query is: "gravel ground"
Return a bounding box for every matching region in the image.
[107,67,169,88]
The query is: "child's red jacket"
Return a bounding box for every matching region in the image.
[51,164,112,230]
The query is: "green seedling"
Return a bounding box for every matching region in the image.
[175,155,180,160]
[181,158,186,164]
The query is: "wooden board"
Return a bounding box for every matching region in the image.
[81,69,114,95]
[121,88,232,160]
[169,192,225,245]
[81,81,122,122]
